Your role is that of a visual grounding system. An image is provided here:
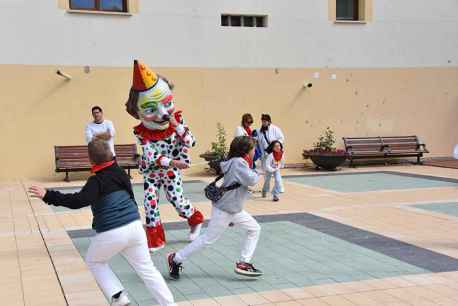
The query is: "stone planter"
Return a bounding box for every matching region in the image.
[303,150,348,171]
[199,152,225,175]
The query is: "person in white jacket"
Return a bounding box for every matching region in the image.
[234,113,255,137]
[256,114,284,158]
[262,141,284,201]
[235,113,262,170]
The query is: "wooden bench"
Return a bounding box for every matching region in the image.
[343,136,428,167]
[55,144,139,181]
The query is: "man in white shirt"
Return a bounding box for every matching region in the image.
[85,106,116,157]
[256,114,285,155]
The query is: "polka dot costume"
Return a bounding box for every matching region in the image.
[134,113,203,249]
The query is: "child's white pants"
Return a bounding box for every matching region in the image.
[85,220,176,306]
[175,207,261,263]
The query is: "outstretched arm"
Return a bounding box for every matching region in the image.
[29,179,97,209]
[236,160,260,187]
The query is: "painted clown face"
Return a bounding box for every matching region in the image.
[137,78,175,130]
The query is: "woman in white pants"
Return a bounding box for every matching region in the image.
[167,136,263,278]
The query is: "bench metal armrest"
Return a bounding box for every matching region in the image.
[417,143,426,150]
[380,144,391,153]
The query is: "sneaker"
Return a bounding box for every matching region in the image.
[189,223,202,241]
[167,253,182,280]
[234,262,263,277]
[273,195,279,202]
[111,291,130,306]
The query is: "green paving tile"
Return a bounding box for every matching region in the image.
[137,299,155,306]
[50,180,208,212]
[285,173,458,192]
[412,202,458,217]
[70,221,427,303]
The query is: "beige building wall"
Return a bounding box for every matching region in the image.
[1,65,457,180]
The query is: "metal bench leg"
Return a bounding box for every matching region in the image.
[417,155,422,165]
[64,172,70,182]
[128,168,132,179]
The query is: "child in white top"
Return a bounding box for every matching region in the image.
[262,141,284,202]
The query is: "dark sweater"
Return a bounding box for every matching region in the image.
[43,162,140,233]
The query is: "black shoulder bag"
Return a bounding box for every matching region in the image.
[204,163,241,202]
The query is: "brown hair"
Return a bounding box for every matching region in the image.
[227,136,255,159]
[261,113,271,122]
[125,88,140,119]
[88,139,113,164]
[241,113,253,126]
[266,140,283,154]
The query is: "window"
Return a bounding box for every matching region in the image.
[221,15,268,28]
[336,0,359,21]
[69,0,127,12]
[243,16,254,27]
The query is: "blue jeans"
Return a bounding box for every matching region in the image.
[262,170,282,196]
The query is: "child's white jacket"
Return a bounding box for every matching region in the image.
[264,152,285,173]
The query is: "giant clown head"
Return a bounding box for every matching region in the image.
[125,60,175,130]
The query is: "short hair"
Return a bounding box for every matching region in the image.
[227,136,255,159]
[261,114,271,122]
[241,113,253,126]
[88,139,113,164]
[91,106,103,113]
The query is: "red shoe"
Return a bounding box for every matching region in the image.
[145,225,166,251]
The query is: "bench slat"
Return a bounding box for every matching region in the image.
[55,144,139,181]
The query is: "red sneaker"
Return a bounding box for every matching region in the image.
[234,262,263,277]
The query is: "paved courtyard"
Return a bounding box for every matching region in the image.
[2,164,458,305]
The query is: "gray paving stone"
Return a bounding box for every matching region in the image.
[69,214,457,303]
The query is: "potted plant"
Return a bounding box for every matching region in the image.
[199,123,227,174]
[303,127,348,171]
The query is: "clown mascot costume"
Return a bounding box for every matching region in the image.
[125,60,204,252]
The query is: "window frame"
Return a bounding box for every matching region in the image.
[69,0,128,13]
